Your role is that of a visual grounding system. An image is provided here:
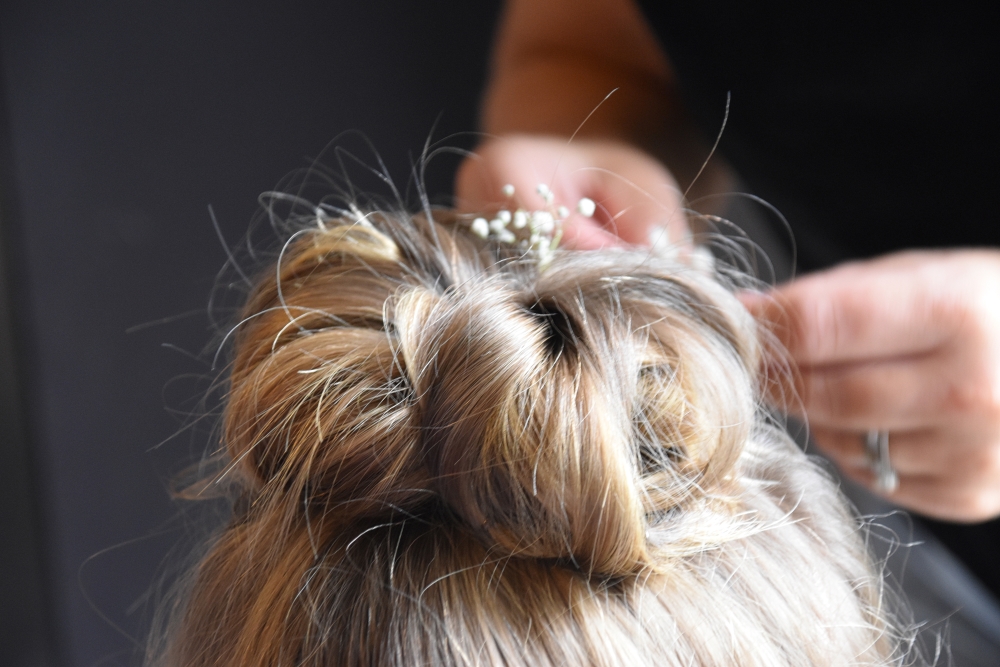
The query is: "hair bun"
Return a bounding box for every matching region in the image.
[223,224,430,525]
[223,217,758,577]
[395,279,652,574]
[167,212,895,667]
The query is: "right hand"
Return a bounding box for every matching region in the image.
[454,135,690,251]
[745,250,1000,522]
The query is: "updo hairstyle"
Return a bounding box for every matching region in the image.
[156,208,899,666]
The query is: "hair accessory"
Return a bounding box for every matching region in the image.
[465,183,597,269]
[466,187,718,275]
[536,183,555,205]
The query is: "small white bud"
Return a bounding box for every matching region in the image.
[557,205,569,220]
[498,209,512,223]
[489,218,507,233]
[502,183,515,197]
[536,183,554,204]
[531,210,555,233]
[513,209,528,228]
[690,245,716,273]
[650,228,680,261]
[471,217,489,239]
[497,229,517,244]
[536,238,553,268]
[576,197,596,217]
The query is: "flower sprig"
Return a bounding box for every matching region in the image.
[468,183,596,269]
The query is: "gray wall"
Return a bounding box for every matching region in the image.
[0,2,500,664]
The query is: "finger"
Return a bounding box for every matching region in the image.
[454,156,562,213]
[455,137,691,251]
[456,136,602,209]
[793,355,953,430]
[582,162,688,249]
[838,465,1000,522]
[454,136,573,209]
[811,426,950,476]
[454,141,628,250]
[559,216,627,250]
[744,254,958,366]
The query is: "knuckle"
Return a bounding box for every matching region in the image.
[803,371,835,415]
[805,369,871,421]
[942,370,1000,419]
[841,372,876,417]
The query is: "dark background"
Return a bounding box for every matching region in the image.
[0,1,501,665]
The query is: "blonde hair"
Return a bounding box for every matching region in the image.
[153,208,901,666]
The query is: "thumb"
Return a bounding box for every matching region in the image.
[582,162,688,250]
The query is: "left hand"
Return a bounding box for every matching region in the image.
[745,250,1000,522]
[455,136,690,251]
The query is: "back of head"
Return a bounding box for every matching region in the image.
[156,209,900,666]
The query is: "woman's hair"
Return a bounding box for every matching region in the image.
[153,207,900,666]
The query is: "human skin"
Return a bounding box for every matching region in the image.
[454,0,730,251]
[455,0,1000,522]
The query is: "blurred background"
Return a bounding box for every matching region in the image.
[0,1,502,664]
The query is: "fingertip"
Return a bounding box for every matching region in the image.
[737,289,768,313]
[737,289,784,324]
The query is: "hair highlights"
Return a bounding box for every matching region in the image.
[152,209,901,666]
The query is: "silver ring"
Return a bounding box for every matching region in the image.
[865,430,899,493]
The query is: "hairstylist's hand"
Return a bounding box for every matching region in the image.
[455,135,690,250]
[747,250,1000,522]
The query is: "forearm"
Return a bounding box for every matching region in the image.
[480,0,730,195]
[482,0,675,143]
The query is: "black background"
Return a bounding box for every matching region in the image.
[0,1,501,665]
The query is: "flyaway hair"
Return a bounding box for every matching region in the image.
[152,208,904,666]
